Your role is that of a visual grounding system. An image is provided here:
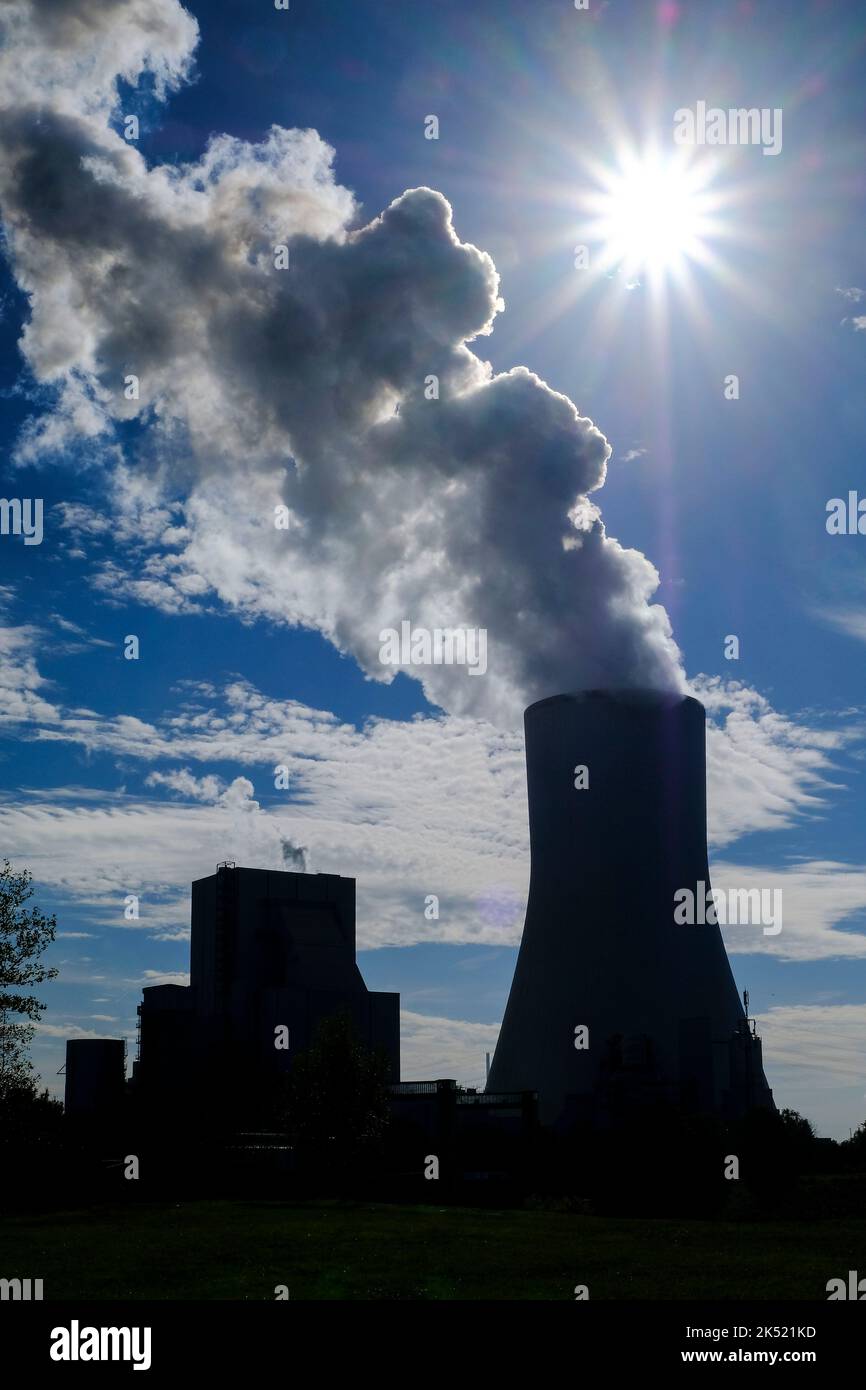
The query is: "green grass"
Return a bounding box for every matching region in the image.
[1,1199,862,1299]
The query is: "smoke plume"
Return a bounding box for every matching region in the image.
[0,0,685,727]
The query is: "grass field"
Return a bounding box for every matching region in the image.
[1,1198,862,1299]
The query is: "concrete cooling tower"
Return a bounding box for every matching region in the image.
[486,689,774,1127]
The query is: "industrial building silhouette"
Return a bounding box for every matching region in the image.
[487,689,773,1124]
[65,690,773,1153]
[135,866,399,1099]
[64,866,399,1117]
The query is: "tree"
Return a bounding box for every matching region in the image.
[842,1118,866,1170]
[282,1012,391,1184]
[777,1107,816,1144]
[0,859,58,1100]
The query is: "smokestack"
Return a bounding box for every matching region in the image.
[486,690,773,1126]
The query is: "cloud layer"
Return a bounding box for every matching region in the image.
[1,622,861,963]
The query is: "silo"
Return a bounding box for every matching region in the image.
[64,1038,126,1118]
[486,689,773,1126]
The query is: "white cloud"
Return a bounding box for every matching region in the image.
[815,608,866,644]
[142,969,190,986]
[756,1003,866,1137]
[0,717,529,950]
[0,625,60,724]
[713,860,866,962]
[0,650,862,959]
[0,0,198,117]
[694,677,854,848]
[400,1010,500,1091]
[145,767,225,801]
[36,1020,132,1041]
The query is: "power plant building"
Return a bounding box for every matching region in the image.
[486,689,774,1126]
[71,693,773,1142]
[134,865,400,1095]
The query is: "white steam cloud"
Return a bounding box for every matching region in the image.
[0,0,684,726]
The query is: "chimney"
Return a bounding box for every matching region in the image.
[486,689,773,1126]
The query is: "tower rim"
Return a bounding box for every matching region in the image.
[524,687,703,717]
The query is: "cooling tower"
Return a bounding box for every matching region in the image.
[486,690,773,1126]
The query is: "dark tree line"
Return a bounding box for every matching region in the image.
[0,858,58,1102]
[0,860,63,1202]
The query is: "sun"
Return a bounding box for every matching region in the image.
[582,148,718,281]
[502,129,751,366]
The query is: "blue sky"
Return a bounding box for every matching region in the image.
[1,0,865,1137]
